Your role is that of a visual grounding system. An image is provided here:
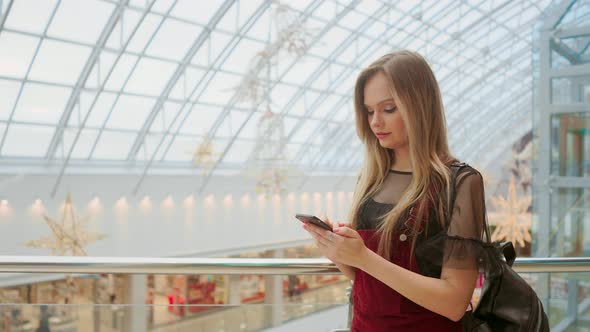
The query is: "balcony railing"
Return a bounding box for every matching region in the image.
[0,255,588,274]
[0,256,587,332]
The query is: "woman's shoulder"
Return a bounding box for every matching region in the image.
[448,160,480,177]
[446,161,485,193]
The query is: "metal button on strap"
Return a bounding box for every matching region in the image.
[399,234,407,242]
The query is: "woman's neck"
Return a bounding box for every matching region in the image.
[392,147,412,171]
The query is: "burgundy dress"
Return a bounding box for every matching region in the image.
[350,164,489,332]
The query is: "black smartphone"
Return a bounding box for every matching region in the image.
[295,213,333,232]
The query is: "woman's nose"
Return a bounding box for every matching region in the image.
[371,112,383,128]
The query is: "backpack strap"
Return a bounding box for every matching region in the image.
[499,242,516,267]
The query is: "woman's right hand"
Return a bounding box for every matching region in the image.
[302,214,350,258]
[319,215,349,230]
[303,215,356,280]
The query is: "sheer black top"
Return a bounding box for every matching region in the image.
[357,164,490,277]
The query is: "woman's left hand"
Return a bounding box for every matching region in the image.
[303,224,369,269]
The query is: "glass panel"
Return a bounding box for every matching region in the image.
[105,9,142,51]
[551,113,590,177]
[155,134,175,161]
[104,53,139,91]
[551,77,590,104]
[3,0,57,34]
[244,6,270,40]
[215,1,238,32]
[332,105,353,123]
[224,140,255,164]
[221,38,266,75]
[47,0,115,44]
[1,124,55,157]
[1,0,8,16]
[162,134,193,162]
[149,101,183,134]
[0,31,39,78]
[0,271,588,331]
[126,13,163,54]
[150,0,176,14]
[310,26,352,58]
[281,56,322,86]
[199,71,242,105]
[210,31,235,63]
[170,0,224,25]
[283,116,299,136]
[145,18,202,61]
[0,302,350,332]
[0,79,21,121]
[105,95,155,131]
[28,39,92,85]
[236,111,263,140]
[216,110,248,138]
[270,84,298,111]
[559,0,590,29]
[291,119,320,144]
[309,69,330,91]
[91,130,135,160]
[313,95,341,119]
[136,132,162,161]
[85,51,118,90]
[0,123,5,144]
[518,272,590,331]
[339,9,366,30]
[550,187,590,256]
[83,91,117,128]
[288,97,306,116]
[62,128,99,160]
[286,143,302,160]
[178,104,221,135]
[12,83,70,125]
[124,57,177,96]
[237,0,265,27]
[169,67,206,100]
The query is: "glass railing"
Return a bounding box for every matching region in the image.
[0,303,351,332]
[0,256,587,332]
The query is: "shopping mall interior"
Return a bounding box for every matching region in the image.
[0,0,589,331]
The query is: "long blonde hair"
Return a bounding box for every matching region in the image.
[348,50,455,261]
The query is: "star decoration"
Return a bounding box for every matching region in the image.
[187,136,217,172]
[488,176,533,248]
[25,194,106,256]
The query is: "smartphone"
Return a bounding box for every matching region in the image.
[295,213,333,232]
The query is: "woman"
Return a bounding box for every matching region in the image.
[303,50,489,331]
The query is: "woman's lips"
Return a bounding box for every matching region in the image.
[375,133,391,139]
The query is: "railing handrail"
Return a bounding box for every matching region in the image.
[0,256,588,275]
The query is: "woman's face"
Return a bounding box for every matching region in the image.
[363,71,408,150]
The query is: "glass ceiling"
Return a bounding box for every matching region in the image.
[0,0,553,178]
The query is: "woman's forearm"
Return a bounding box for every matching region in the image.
[335,261,355,280]
[358,249,475,321]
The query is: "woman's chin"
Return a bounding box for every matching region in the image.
[377,140,395,149]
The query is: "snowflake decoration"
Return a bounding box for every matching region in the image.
[187,136,217,171]
[25,194,106,256]
[488,176,533,248]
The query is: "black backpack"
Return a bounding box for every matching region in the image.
[461,241,550,331]
[448,163,550,331]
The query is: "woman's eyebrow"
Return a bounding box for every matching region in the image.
[364,98,395,107]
